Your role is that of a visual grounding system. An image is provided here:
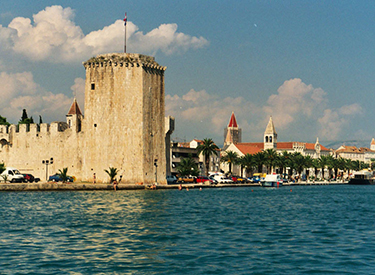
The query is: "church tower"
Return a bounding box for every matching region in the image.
[264,116,277,150]
[224,112,242,146]
[66,98,83,132]
[371,138,375,151]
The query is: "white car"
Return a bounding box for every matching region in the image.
[1,167,24,183]
[213,175,233,183]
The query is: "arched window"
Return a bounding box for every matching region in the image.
[265,136,269,142]
[269,136,272,142]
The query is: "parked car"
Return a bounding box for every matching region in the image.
[178,176,196,183]
[196,176,215,184]
[49,173,74,182]
[1,167,24,183]
[166,175,177,184]
[22,174,40,183]
[213,174,233,184]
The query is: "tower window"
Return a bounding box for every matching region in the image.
[91,83,95,90]
[270,136,272,142]
[265,136,268,142]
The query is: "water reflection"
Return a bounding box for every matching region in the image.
[1,187,375,274]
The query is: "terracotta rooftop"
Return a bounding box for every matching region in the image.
[237,142,330,152]
[67,98,82,116]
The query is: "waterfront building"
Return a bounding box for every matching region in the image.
[0,53,174,184]
[334,141,375,164]
[221,114,330,176]
[170,139,220,176]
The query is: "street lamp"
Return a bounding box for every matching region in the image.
[42,158,53,181]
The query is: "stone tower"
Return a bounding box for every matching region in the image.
[224,112,242,146]
[264,116,277,150]
[82,53,167,184]
[66,98,83,132]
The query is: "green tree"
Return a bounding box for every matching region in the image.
[177,156,199,177]
[318,155,329,180]
[278,151,291,176]
[220,151,239,175]
[253,151,266,173]
[312,158,320,180]
[58,167,69,183]
[196,138,219,177]
[0,162,5,174]
[104,167,118,183]
[18,109,34,125]
[0,115,10,126]
[264,149,278,173]
[304,155,313,180]
[292,152,306,182]
[240,153,255,178]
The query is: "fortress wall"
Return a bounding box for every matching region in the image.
[0,123,83,181]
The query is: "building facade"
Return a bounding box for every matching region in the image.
[0,53,173,184]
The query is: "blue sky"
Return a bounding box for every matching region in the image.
[0,1,374,147]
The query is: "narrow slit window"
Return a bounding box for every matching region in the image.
[91,83,95,90]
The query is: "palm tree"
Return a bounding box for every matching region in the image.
[220,151,239,175]
[58,167,69,183]
[318,155,329,180]
[312,158,320,180]
[177,156,199,177]
[278,151,291,176]
[196,138,219,176]
[304,155,313,180]
[292,153,305,182]
[0,162,5,175]
[240,153,255,178]
[253,151,266,173]
[104,167,118,183]
[263,149,278,174]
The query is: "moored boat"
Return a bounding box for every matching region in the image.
[348,170,375,185]
[262,174,283,187]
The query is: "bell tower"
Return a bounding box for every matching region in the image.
[264,116,277,150]
[224,112,242,146]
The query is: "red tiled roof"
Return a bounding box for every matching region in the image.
[236,141,330,151]
[228,112,238,128]
[235,144,262,155]
[67,99,82,116]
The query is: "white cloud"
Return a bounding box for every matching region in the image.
[318,104,362,140]
[166,89,262,142]
[263,78,328,128]
[0,71,73,123]
[1,5,209,63]
[70,77,85,111]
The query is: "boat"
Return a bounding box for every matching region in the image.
[261,174,283,187]
[348,170,375,185]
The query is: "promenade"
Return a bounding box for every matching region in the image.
[0,180,347,191]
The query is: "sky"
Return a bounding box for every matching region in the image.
[0,0,374,148]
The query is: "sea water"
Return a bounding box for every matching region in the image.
[0,185,375,274]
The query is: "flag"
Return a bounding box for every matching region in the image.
[123,13,127,26]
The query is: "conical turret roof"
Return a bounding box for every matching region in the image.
[67,98,82,116]
[228,112,238,128]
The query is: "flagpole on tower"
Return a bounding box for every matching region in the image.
[123,12,127,53]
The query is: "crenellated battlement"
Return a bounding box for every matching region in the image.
[83,53,167,72]
[1,122,69,135]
